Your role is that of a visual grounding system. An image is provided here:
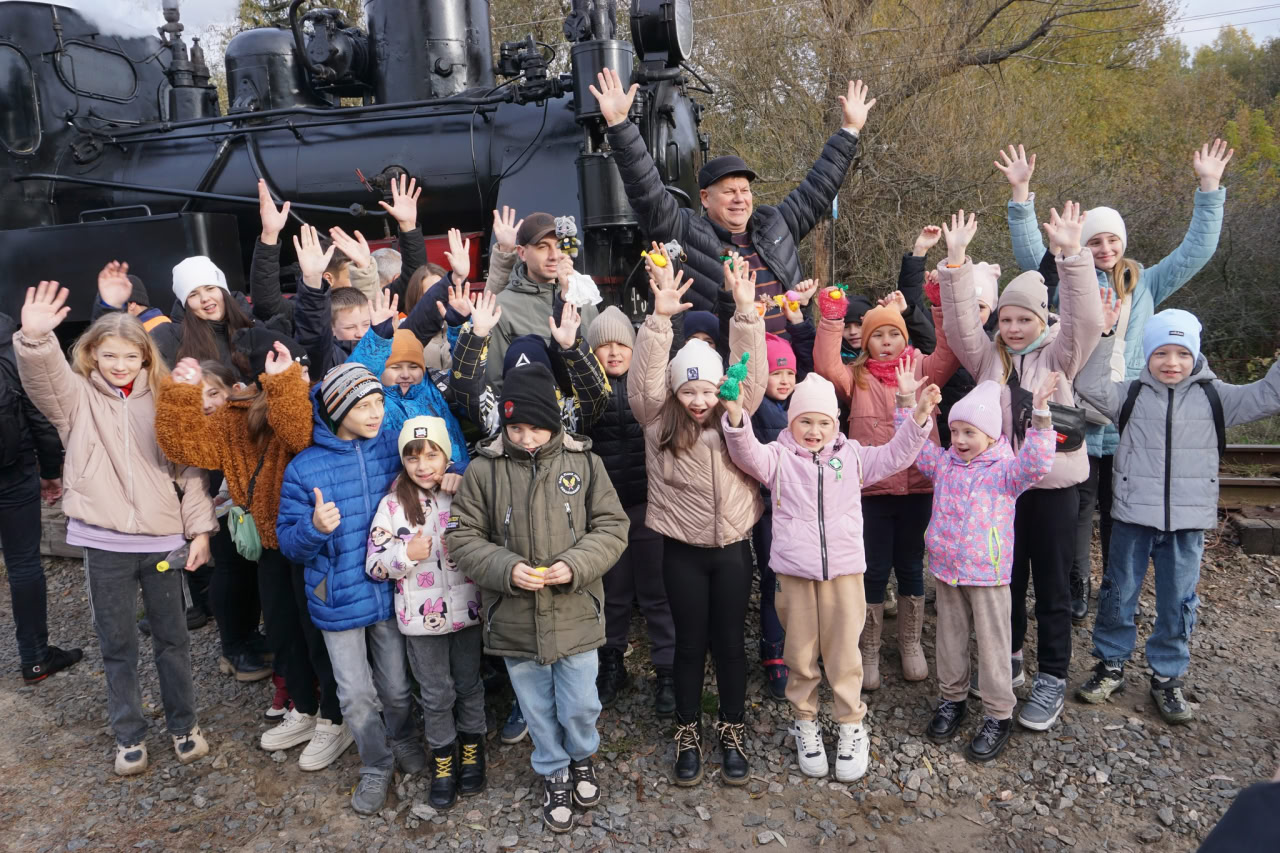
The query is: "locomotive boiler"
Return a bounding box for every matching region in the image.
[0,0,708,322]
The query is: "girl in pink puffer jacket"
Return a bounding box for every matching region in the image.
[721,368,937,785]
[911,373,1057,765]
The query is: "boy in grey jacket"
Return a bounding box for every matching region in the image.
[1073,309,1280,723]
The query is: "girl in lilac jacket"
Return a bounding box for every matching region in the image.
[721,369,936,785]
[912,373,1057,765]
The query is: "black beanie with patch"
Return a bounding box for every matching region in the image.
[499,363,561,433]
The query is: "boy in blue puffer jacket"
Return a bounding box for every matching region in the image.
[278,363,442,815]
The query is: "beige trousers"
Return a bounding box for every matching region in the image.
[934,582,1016,720]
[775,573,867,724]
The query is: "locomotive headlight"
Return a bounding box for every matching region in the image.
[630,0,694,67]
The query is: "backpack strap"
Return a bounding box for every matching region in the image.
[1117,381,1143,435]
[1200,381,1227,459]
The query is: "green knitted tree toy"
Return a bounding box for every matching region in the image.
[717,353,750,401]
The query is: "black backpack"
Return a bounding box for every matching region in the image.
[1116,380,1225,459]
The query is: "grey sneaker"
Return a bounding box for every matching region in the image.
[1150,676,1194,725]
[393,740,427,775]
[350,770,392,815]
[1017,673,1066,731]
[968,655,1025,699]
[1076,661,1126,704]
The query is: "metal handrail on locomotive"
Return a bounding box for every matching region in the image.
[0,0,707,323]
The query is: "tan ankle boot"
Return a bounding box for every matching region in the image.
[899,595,928,681]
[861,603,884,691]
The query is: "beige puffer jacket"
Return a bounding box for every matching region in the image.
[630,310,766,547]
[14,331,215,538]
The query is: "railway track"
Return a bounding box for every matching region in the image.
[1220,444,1280,508]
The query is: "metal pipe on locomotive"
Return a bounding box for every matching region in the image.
[0,0,707,322]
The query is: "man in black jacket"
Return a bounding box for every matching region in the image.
[0,313,82,684]
[590,69,876,332]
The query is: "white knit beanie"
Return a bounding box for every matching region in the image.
[972,262,1001,310]
[1080,207,1127,254]
[668,339,724,393]
[172,256,229,305]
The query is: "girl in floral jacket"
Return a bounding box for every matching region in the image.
[366,416,484,810]
[912,374,1057,765]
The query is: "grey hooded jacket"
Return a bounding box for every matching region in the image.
[1076,336,1280,531]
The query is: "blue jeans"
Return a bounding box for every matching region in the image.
[505,651,601,776]
[1092,520,1203,679]
[322,618,416,776]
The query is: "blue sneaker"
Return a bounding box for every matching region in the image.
[501,700,528,744]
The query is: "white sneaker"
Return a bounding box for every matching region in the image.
[259,708,316,752]
[299,718,353,771]
[791,719,828,778]
[114,742,148,776]
[835,722,870,782]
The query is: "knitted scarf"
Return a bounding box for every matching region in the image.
[864,346,918,387]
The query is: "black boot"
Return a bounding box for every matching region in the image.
[672,718,703,786]
[428,742,458,809]
[654,668,676,718]
[965,716,1012,763]
[760,638,788,701]
[21,645,83,685]
[1070,572,1090,625]
[716,716,750,786]
[596,647,627,708]
[457,732,486,796]
[926,699,967,743]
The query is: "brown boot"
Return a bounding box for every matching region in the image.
[861,603,884,691]
[899,595,928,682]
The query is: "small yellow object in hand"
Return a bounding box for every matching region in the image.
[641,250,668,268]
[534,566,548,574]
[772,294,800,312]
[829,289,845,301]
[156,561,170,573]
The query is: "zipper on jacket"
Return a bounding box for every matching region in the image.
[813,453,829,580]
[528,452,539,562]
[502,506,512,549]
[1164,386,1173,532]
[711,444,722,547]
[564,502,578,544]
[122,393,136,530]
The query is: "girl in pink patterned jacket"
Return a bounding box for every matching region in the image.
[910,374,1057,765]
[721,368,937,785]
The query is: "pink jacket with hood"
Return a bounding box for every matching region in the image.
[722,408,929,582]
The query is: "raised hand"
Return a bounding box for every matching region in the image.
[312,487,341,534]
[173,357,204,386]
[941,209,978,266]
[445,280,473,318]
[839,79,877,133]
[328,226,372,270]
[879,290,909,315]
[492,206,523,253]
[293,224,336,289]
[370,287,400,328]
[263,341,294,375]
[1033,371,1060,411]
[470,290,502,337]
[257,179,290,245]
[1042,200,1085,258]
[97,260,133,309]
[895,352,920,397]
[444,227,471,282]
[995,144,1036,202]
[1100,286,1122,332]
[406,530,433,561]
[1193,138,1233,192]
[549,301,581,350]
[913,225,942,257]
[791,278,818,306]
[913,383,942,426]
[20,281,70,339]
[377,173,421,232]
[817,286,848,320]
[718,376,744,426]
[647,248,693,317]
[555,255,576,291]
[588,66,638,127]
[724,253,758,313]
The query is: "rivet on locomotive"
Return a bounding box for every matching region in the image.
[0,0,707,323]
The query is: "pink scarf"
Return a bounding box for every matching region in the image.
[864,346,918,387]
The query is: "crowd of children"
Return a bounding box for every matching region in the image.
[5,119,1277,835]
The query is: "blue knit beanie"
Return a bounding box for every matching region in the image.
[1142,309,1201,364]
[683,311,719,346]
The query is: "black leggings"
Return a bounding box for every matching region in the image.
[1011,486,1078,679]
[861,493,932,604]
[208,517,260,656]
[662,537,753,723]
[258,548,342,722]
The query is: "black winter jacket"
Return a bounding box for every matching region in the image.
[0,313,62,489]
[606,119,860,312]
[584,371,648,509]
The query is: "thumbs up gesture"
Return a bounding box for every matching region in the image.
[312,487,341,534]
[406,530,433,561]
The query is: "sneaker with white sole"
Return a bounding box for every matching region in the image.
[299,718,353,771]
[114,742,148,776]
[172,725,209,765]
[1017,673,1066,731]
[542,768,575,833]
[259,707,317,752]
[835,722,870,782]
[791,719,828,778]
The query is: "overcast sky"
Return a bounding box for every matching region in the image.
[1170,0,1280,49]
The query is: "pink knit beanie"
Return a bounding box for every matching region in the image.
[948,380,1003,440]
[765,333,796,373]
[787,374,840,426]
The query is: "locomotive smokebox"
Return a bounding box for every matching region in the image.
[366,0,495,101]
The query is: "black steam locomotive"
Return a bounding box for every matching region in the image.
[0,0,707,321]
